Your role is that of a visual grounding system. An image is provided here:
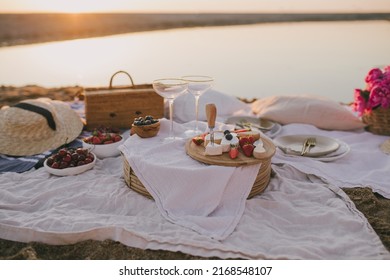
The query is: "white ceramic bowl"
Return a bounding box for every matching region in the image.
[82,136,124,158]
[44,152,96,176]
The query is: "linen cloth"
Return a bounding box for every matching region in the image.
[272,124,390,199]
[0,157,388,259]
[119,119,260,240]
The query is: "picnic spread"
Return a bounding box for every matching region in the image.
[1,69,390,259]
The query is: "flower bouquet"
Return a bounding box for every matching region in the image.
[352,65,390,135]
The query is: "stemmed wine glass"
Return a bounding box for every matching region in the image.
[182,75,214,136]
[152,78,188,142]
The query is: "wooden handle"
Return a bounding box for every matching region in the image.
[205,103,217,128]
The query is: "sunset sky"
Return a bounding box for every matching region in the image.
[1,0,389,13]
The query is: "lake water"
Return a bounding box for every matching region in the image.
[1,20,390,103]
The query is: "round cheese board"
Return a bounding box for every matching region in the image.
[185,136,276,167]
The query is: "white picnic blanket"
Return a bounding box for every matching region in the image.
[0,121,389,259]
[0,157,388,259]
[272,124,390,199]
[119,120,260,240]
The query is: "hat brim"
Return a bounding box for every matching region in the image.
[0,100,83,156]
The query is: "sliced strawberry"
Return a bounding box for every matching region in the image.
[242,143,254,157]
[229,145,239,159]
[192,136,204,146]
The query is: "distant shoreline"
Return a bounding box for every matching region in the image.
[1,13,389,47]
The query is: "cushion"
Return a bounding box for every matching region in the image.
[251,95,366,130]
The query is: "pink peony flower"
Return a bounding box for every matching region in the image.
[365,68,383,83]
[352,65,390,115]
[352,89,369,116]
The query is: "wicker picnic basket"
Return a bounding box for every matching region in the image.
[362,108,390,136]
[122,137,276,200]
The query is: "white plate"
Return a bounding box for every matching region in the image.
[44,152,96,176]
[313,140,350,162]
[225,116,275,131]
[274,134,340,157]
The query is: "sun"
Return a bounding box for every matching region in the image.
[53,3,95,14]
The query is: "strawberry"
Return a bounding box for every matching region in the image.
[229,145,239,159]
[104,140,113,144]
[113,135,122,142]
[192,136,204,146]
[239,136,256,148]
[92,136,101,145]
[239,137,250,148]
[241,143,254,157]
[247,136,255,144]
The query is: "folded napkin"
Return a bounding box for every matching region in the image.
[119,119,261,240]
[272,123,390,198]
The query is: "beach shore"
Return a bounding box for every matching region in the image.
[0,85,389,259]
[1,13,390,47]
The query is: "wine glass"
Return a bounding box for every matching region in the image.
[182,75,214,137]
[152,78,188,142]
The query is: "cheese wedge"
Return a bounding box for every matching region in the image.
[205,143,223,156]
[253,145,266,159]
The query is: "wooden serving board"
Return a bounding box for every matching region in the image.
[185,137,276,167]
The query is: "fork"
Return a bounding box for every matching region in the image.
[301,137,317,156]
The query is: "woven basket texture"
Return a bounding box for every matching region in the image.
[362,108,390,136]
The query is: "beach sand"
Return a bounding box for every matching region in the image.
[0,86,389,259]
[1,13,390,47]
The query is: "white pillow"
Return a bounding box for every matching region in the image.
[173,89,250,123]
[251,95,366,130]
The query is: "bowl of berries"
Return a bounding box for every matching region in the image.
[82,127,124,158]
[44,147,96,176]
[131,115,160,138]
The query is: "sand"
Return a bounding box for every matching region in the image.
[0,85,389,259]
[1,13,390,47]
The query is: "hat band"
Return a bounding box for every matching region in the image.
[13,103,56,130]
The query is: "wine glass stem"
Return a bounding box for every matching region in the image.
[168,99,174,139]
[194,95,200,132]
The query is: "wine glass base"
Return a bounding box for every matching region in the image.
[184,129,204,138]
[161,136,183,143]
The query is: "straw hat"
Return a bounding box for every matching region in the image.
[0,98,83,156]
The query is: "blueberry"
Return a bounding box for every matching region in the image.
[223,130,230,135]
[225,133,233,141]
[144,120,152,125]
[145,115,153,121]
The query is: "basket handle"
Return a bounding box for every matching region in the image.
[109,70,135,89]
